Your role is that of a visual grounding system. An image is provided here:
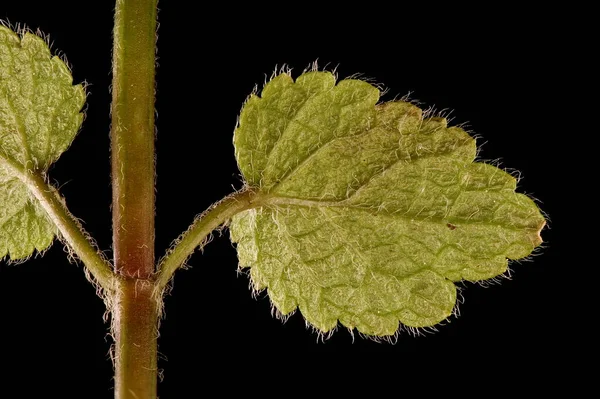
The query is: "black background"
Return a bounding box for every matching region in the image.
[0,2,581,397]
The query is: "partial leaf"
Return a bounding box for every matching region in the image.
[230,71,545,336]
[0,26,85,260]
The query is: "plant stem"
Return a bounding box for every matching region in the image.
[156,189,259,292]
[114,277,158,398]
[111,0,157,279]
[111,0,158,397]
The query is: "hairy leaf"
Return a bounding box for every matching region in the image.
[0,26,85,260]
[230,71,545,336]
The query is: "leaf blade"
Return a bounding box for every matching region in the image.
[0,26,84,261]
[232,70,546,336]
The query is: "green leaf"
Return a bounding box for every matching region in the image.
[230,70,545,336]
[0,26,85,260]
